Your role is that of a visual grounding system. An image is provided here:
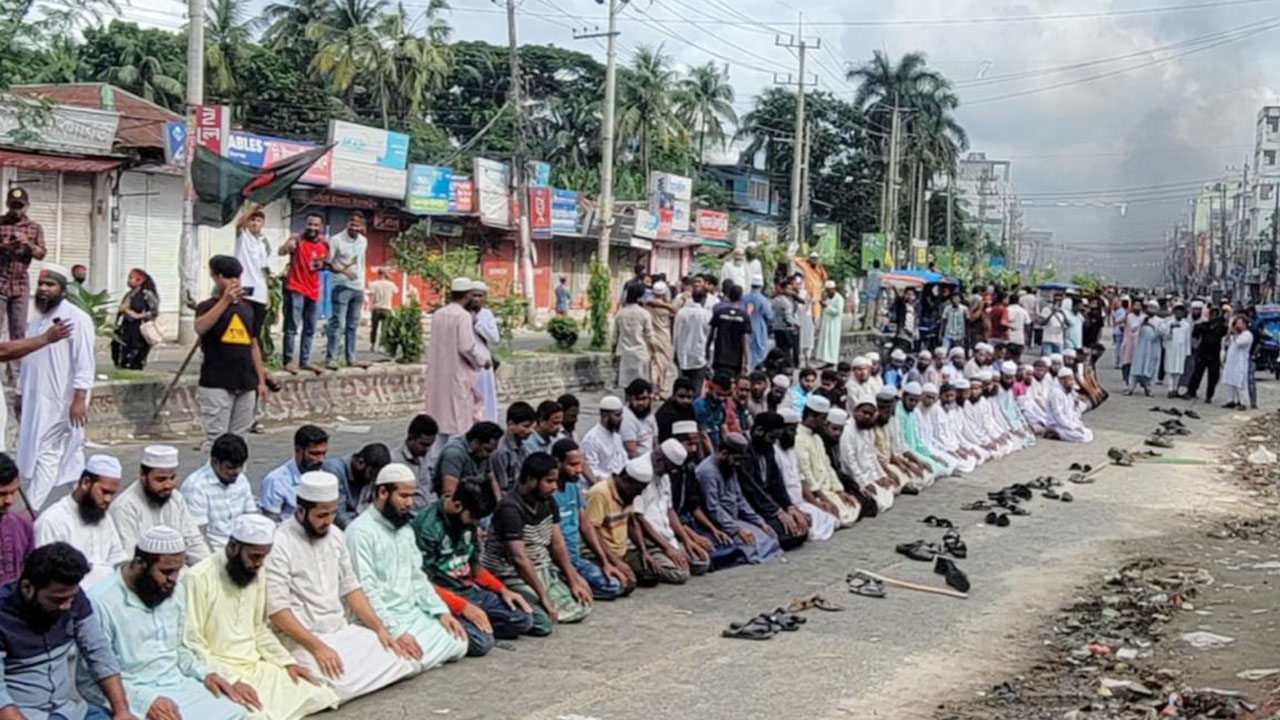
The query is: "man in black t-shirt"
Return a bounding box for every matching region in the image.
[707,283,751,376]
[654,377,697,442]
[194,255,266,450]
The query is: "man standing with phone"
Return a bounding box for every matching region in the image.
[325,211,369,370]
[0,186,47,380]
[279,213,329,374]
[195,255,267,451]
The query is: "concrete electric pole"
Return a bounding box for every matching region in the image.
[775,17,819,253]
[576,0,625,265]
[505,0,535,323]
[178,0,205,343]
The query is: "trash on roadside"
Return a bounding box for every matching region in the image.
[1234,668,1280,681]
[1178,631,1235,649]
[1247,446,1276,465]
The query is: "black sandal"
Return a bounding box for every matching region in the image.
[1060,492,1074,502]
[942,529,967,559]
[1043,488,1061,500]
[934,556,971,593]
[895,540,938,562]
[961,500,992,511]
[847,573,886,598]
[922,515,954,528]
[722,617,776,640]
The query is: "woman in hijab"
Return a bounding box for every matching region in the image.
[111,267,160,369]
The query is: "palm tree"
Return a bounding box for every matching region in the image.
[371,1,452,129]
[617,44,681,179]
[99,32,184,109]
[534,94,600,172]
[307,0,387,102]
[676,62,736,169]
[204,0,256,98]
[261,0,328,52]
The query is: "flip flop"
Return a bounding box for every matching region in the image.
[1007,505,1030,516]
[722,618,776,640]
[934,556,971,593]
[985,512,1011,527]
[895,540,938,562]
[961,500,993,511]
[810,595,845,612]
[922,515,955,528]
[1060,492,1074,502]
[1068,472,1095,484]
[847,573,887,598]
[785,594,845,613]
[943,529,967,559]
[1185,410,1202,420]
[763,610,806,632]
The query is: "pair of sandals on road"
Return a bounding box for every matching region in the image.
[893,527,971,593]
[721,594,843,640]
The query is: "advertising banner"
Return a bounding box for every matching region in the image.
[450,176,474,213]
[328,119,409,169]
[163,120,186,166]
[528,161,551,188]
[474,158,511,228]
[648,172,692,233]
[696,209,729,241]
[860,232,886,271]
[551,189,579,235]
[813,222,840,260]
[406,164,452,214]
[224,131,330,184]
[193,105,229,155]
[529,187,552,239]
[327,159,406,199]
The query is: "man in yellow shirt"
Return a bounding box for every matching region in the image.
[584,455,654,585]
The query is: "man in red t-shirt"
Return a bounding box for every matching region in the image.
[986,291,1010,345]
[279,212,329,373]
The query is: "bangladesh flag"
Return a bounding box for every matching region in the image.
[192,144,332,226]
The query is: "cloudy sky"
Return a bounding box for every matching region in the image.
[416,0,1274,285]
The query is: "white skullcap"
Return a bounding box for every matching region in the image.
[1063,348,1077,359]
[865,351,880,362]
[918,350,932,360]
[141,445,179,469]
[137,525,185,555]
[875,387,898,401]
[86,454,122,478]
[827,408,849,426]
[231,514,277,545]
[1001,361,1017,375]
[890,349,907,362]
[470,280,489,293]
[772,374,791,389]
[297,471,340,503]
[1191,300,1205,308]
[671,420,699,435]
[599,396,624,412]
[975,343,990,353]
[659,438,688,466]
[1020,363,1033,372]
[948,347,966,358]
[934,346,946,357]
[450,277,473,292]
[978,369,994,382]
[376,463,417,486]
[1057,367,1075,378]
[805,395,832,414]
[1146,299,1160,309]
[653,281,669,296]
[39,262,72,284]
[851,357,871,369]
[953,378,971,390]
[750,274,764,287]
[1033,356,1049,366]
[623,454,653,484]
[1049,353,1064,365]
[922,382,940,395]
[903,381,923,396]
[824,280,836,289]
[779,408,801,424]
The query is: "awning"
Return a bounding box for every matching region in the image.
[0,149,122,173]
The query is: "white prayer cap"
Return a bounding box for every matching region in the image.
[903,381,923,396]
[141,445,180,469]
[953,378,971,390]
[875,387,898,402]
[1001,361,1017,376]
[1191,300,1205,309]
[1057,367,1075,378]
[470,280,489,293]
[86,454,122,478]
[851,357,871,369]
[974,342,990,353]
[137,525,185,555]
[599,395,624,412]
[948,347,966,358]
[827,408,849,426]
[750,274,764,287]
[1063,348,1078,359]
[933,346,946,357]
[231,514,277,546]
[659,438,688,466]
[922,382,940,396]
[824,280,836,289]
[38,262,72,286]
[1146,299,1160,309]
[1020,363,1034,372]
[297,471,340,503]
[805,395,832,414]
[772,374,792,389]
[865,351,881,362]
[1049,353,1064,365]
[918,350,932,360]
[978,369,994,382]
[623,455,653,484]
[671,420,699,436]
[889,349,907,362]
[450,277,473,292]
[376,463,417,486]
[779,408,801,425]
[653,281,669,296]
[966,370,982,380]
[1033,356,1049,366]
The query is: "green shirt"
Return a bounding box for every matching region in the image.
[411,500,481,592]
[345,505,450,636]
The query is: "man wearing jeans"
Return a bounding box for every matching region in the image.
[326,211,369,369]
[279,213,328,374]
[194,256,266,451]
[0,187,47,379]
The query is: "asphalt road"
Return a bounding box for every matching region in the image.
[94,363,1267,720]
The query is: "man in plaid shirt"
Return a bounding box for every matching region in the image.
[0,187,47,348]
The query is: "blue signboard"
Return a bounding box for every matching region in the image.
[163,120,187,166]
[551,189,578,235]
[223,131,272,166]
[406,164,452,214]
[528,161,551,188]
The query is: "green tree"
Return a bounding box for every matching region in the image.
[677,61,736,169]
[617,44,681,180]
[204,0,256,103]
[307,0,386,103]
[261,0,328,53]
[78,21,185,110]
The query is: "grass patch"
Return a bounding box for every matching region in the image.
[102,367,167,382]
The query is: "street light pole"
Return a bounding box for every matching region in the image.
[178,0,205,344]
[506,0,534,323]
[588,0,622,266]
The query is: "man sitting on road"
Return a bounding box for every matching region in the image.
[34,454,128,587]
[259,424,329,521]
[795,396,860,528]
[581,396,628,482]
[110,444,210,564]
[181,433,257,552]
[551,439,635,599]
[693,433,782,566]
[632,438,711,581]
[433,421,503,502]
[321,442,391,528]
[1044,367,1095,443]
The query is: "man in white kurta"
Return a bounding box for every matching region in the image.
[264,472,419,704]
[34,454,129,587]
[995,363,1036,449]
[844,357,877,411]
[184,514,341,720]
[774,409,838,538]
[795,396,860,527]
[815,281,843,366]
[917,384,977,474]
[838,401,895,513]
[1045,368,1095,443]
[957,379,1006,460]
[109,445,210,565]
[1017,360,1052,433]
[940,381,990,465]
[17,263,95,510]
[1156,303,1192,397]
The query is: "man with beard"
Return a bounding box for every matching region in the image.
[874,389,929,492]
[915,384,978,474]
[321,442,391,527]
[184,513,340,720]
[725,374,755,437]
[736,415,807,551]
[909,350,932,386]
[413,477,539,645]
[1016,358,1053,434]
[961,376,1014,459]
[581,396,628,482]
[484,454,593,631]
[264,472,420,703]
[0,308,70,458]
[280,213,329,374]
[15,263,95,510]
[977,370,1023,455]
[895,382,954,480]
[549,439,634,598]
[181,434,257,552]
[259,424,329,521]
[866,352,885,395]
[838,401,898,513]
[433,421,503,503]
[0,543,134,720]
[884,349,909,389]
[845,356,876,409]
[0,454,33,585]
[694,433,782,565]
[794,396,860,527]
[995,363,1036,448]
[1044,368,1095,443]
[776,408,841,536]
[34,454,128,587]
[345,464,470,671]
[945,379,995,463]
[632,439,712,582]
[110,445,209,564]
[925,348,947,387]
[666,420,729,567]
[746,372,771,416]
[524,400,564,455]
[84,526,250,719]
[621,379,658,457]
[584,454,665,585]
[393,414,438,507]
[655,377,697,442]
[424,278,491,452]
[942,346,967,385]
[767,374,791,413]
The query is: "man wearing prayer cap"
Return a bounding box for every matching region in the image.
[893,381,953,483]
[34,454,129,587]
[264,471,420,704]
[16,261,95,510]
[693,431,782,565]
[845,355,877,408]
[736,411,811,550]
[837,399,897,513]
[795,392,860,527]
[874,387,934,489]
[85,526,252,719]
[111,444,210,565]
[631,438,712,583]
[581,395,628,480]
[424,274,491,443]
[184,512,340,720]
[915,379,977,475]
[344,463,469,664]
[815,277,844,366]
[1043,366,1094,443]
[995,358,1037,449]
[586,451,685,586]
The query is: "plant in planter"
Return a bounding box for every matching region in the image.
[587,257,611,350]
[379,298,425,364]
[547,316,579,350]
[67,285,113,335]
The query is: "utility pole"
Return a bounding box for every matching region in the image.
[945,174,954,249]
[177,0,205,343]
[505,0,534,323]
[885,99,902,265]
[775,16,819,252]
[1219,181,1229,291]
[799,119,812,238]
[576,0,625,264]
[1271,185,1279,301]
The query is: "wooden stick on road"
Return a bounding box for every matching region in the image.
[150,342,201,422]
[853,568,969,600]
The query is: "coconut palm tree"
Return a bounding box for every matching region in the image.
[307,0,387,102]
[676,61,736,169]
[96,26,184,109]
[205,0,256,97]
[370,1,452,129]
[261,0,328,53]
[617,44,681,179]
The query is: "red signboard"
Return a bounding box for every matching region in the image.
[451,177,474,213]
[193,105,229,155]
[265,140,332,185]
[529,187,551,239]
[696,209,729,241]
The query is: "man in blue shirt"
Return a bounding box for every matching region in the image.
[743,275,772,371]
[554,277,571,315]
[864,260,883,330]
[551,439,633,599]
[259,425,329,521]
[320,442,391,528]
